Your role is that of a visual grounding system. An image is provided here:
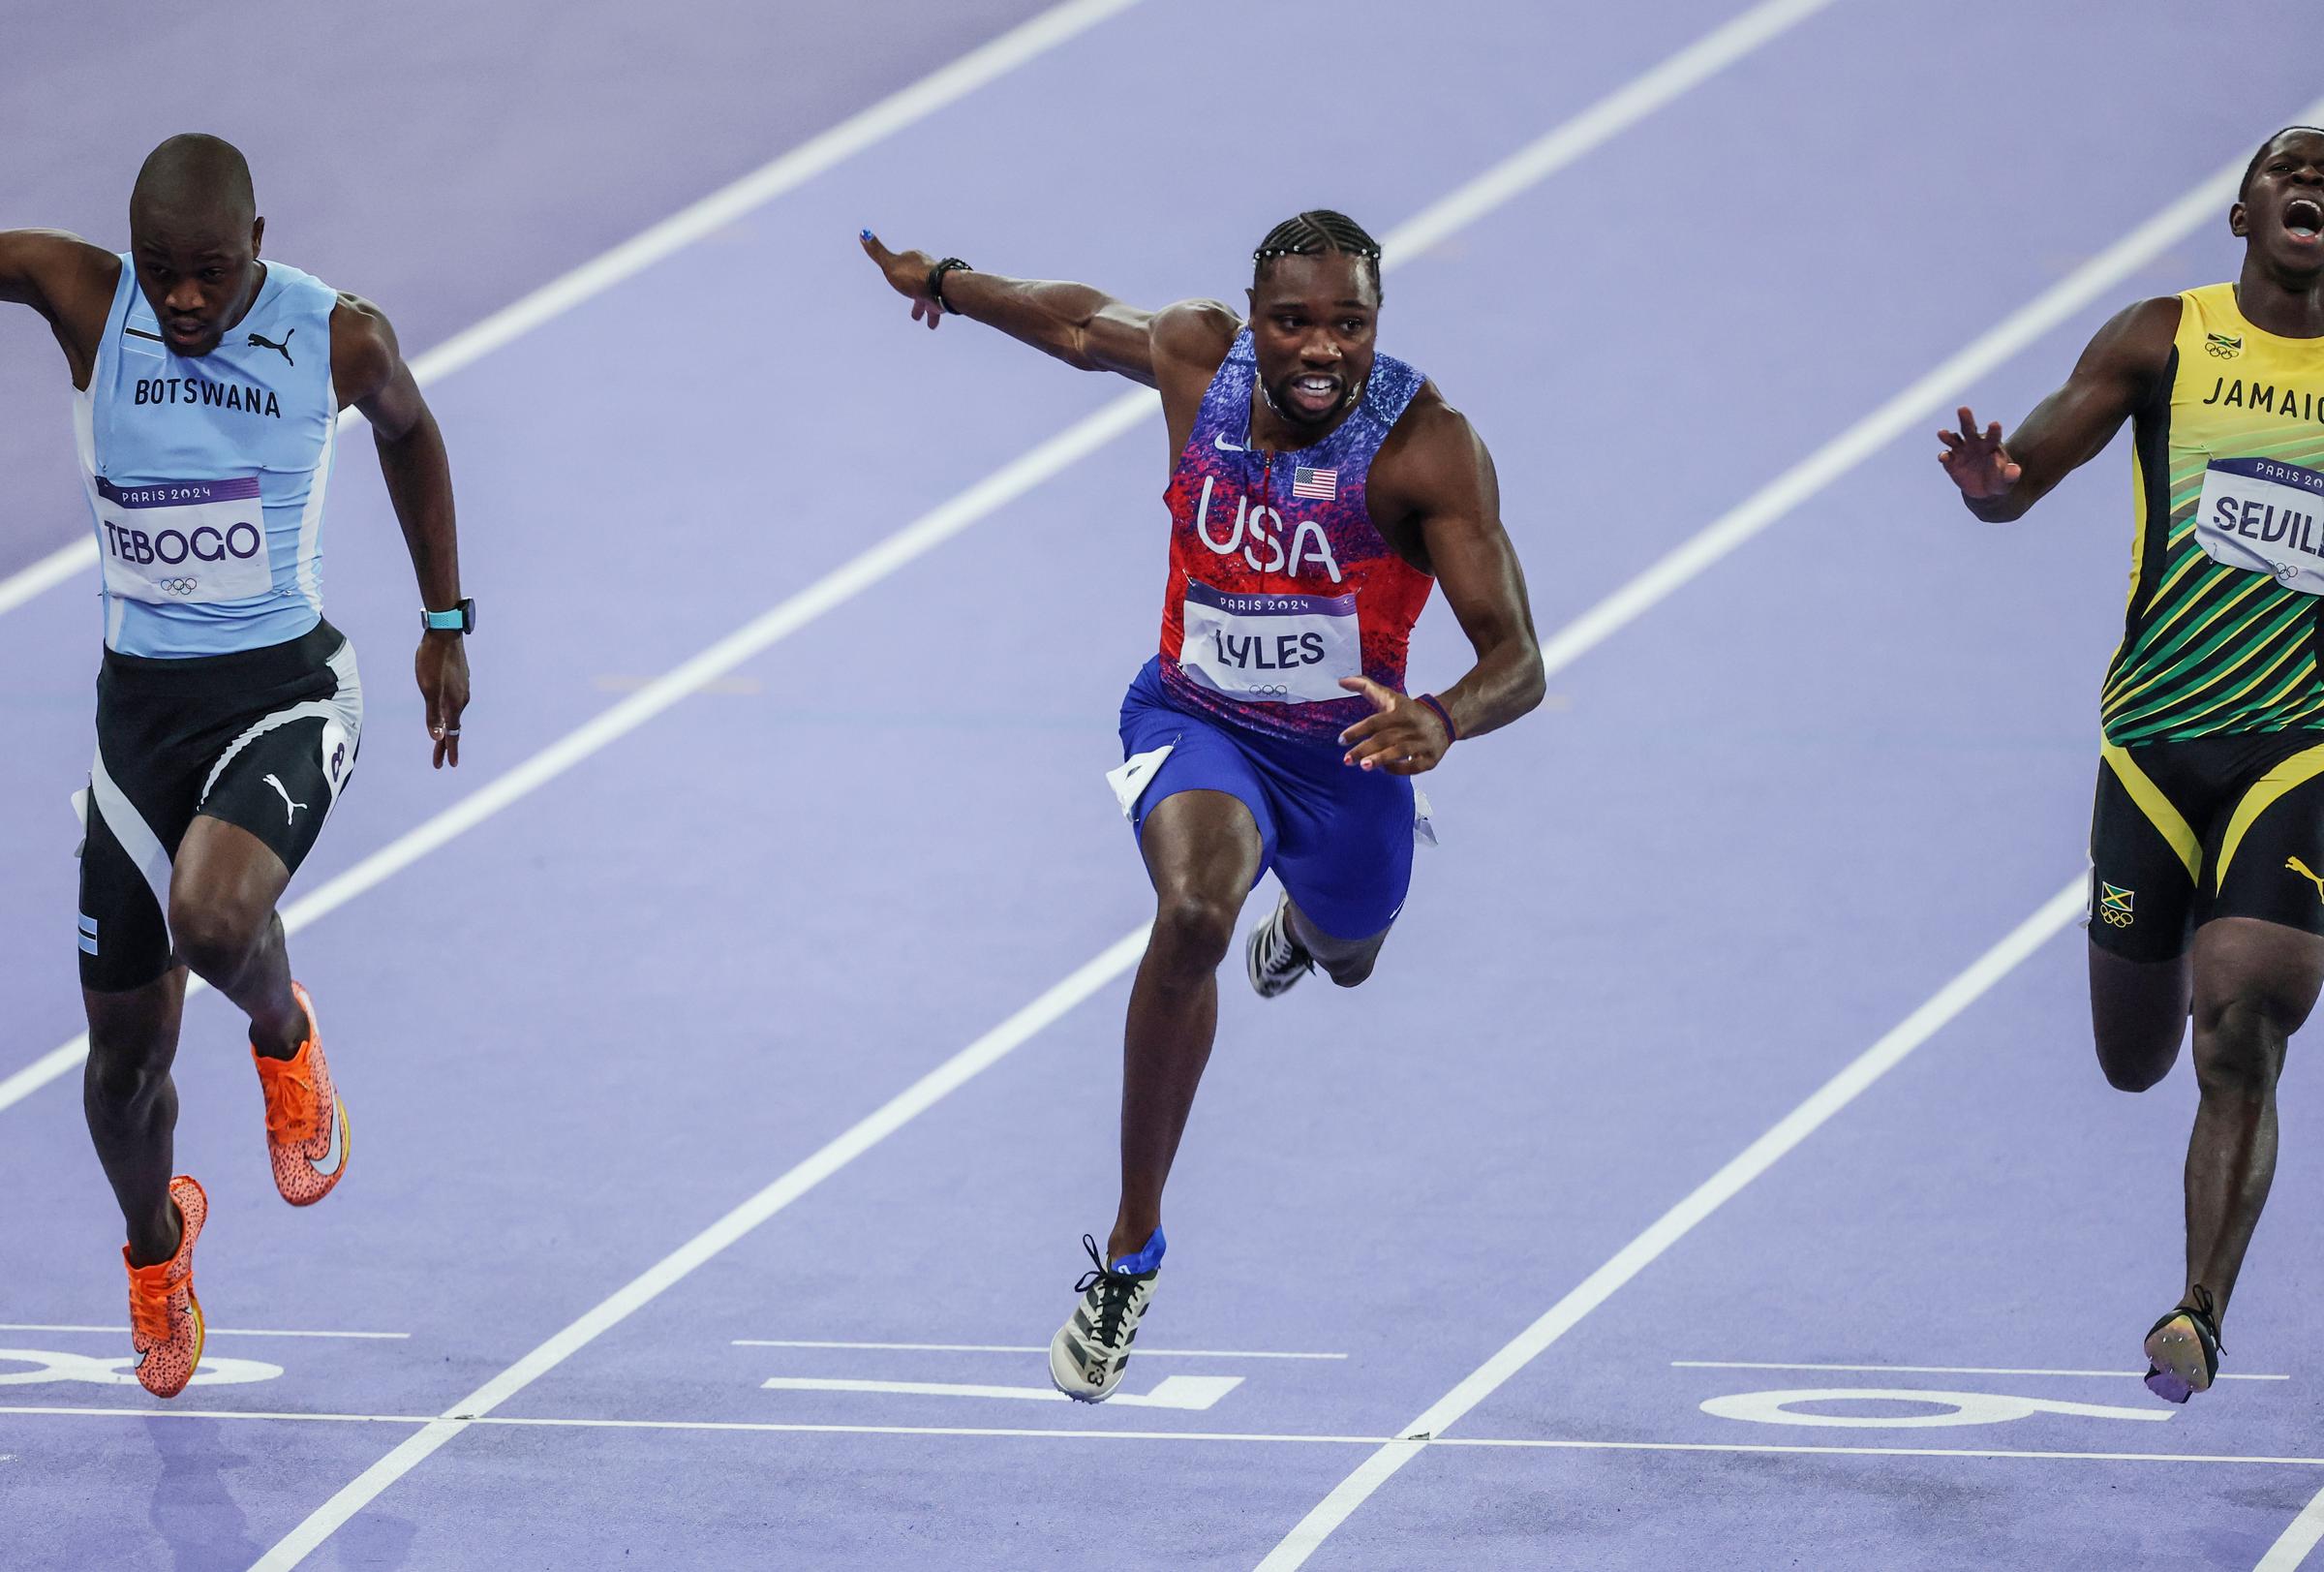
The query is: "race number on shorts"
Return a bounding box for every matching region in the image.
[1177,579,1360,704]
[92,475,272,604]
[2195,456,2324,595]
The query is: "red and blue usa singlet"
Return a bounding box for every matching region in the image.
[1157,328,1433,744]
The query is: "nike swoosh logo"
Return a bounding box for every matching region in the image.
[1212,433,1244,453]
[313,1100,346,1177]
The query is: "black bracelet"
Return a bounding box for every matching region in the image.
[928,257,972,314]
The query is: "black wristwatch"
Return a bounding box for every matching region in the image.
[421,599,475,634]
[928,257,972,314]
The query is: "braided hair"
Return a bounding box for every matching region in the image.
[1252,209,1383,292]
[2240,126,2324,200]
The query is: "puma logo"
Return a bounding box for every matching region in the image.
[2289,857,2324,904]
[247,327,293,366]
[262,774,307,825]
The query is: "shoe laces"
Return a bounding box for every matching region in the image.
[2182,1283,2226,1354]
[128,1267,175,1346]
[1072,1234,1143,1351]
[257,1049,322,1146]
[1258,909,1311,977]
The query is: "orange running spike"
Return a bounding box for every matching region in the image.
[252,982,352,1206]
[125,1175,206,1400]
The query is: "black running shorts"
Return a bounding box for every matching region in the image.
[76,621,362,992]
[2087,730,2324,963]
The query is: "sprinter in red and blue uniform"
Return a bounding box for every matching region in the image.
[864,211,1544,1401]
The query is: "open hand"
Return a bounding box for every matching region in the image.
[1337,676,1451,774]
[859,231,945,329]
[1938,405,2023,499]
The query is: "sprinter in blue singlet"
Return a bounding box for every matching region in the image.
[0,135,474,1397]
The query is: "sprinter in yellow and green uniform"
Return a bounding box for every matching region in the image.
[1940,126,2324,1406]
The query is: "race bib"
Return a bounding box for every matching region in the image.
[1177,579,1360,704]
[2194,456,2324,595]
[93,476,271,604]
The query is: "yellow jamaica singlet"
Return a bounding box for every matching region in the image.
[2101,284,2324,744]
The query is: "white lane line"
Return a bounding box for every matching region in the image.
[0,388,1140,1120]
[2259,1487,2324,1571]
[0,0,1830,1124]
[1255,875,2090,1568]
[1257,88,2324,1565]
[0,0,1142,620]
[234,6,1840,1556]
[0,541,87,618]
[761,1373,1242,1410]
[1673,1360,2289,1381]
[0,1324,407,1341]
[0,1406,426,1426]
[734,1340,1344,1360]
[13,1403,2324,1471]
[243,925,1149,1572]
[1528,90,2324,683]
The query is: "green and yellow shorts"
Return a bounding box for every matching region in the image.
[2089,730,2324,963]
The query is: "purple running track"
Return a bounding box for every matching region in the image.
[2,2,2323,1569]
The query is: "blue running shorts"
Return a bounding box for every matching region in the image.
[1114,657,1418,940]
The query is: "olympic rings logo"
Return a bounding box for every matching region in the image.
[157,576,201,597]
[0,1346,282,1387]
[2100,909,2134,928]
[2208,342,2238,358]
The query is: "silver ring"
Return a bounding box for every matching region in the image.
[444,728,462,737]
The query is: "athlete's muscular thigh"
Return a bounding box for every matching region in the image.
[2089,942,2191,1091]
[1139,789,1265,908]
[168,815,290,960]
[2086,748,2205,1089]
[1138,789,1265,973]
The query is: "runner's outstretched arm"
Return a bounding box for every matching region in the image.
[1340,400,1544,774]
[331,295,470,769]
[1939,296,2181,522]
[860,231,1234,389]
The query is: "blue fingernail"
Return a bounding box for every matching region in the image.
[860,228,874,240]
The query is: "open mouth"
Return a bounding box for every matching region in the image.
[2285,198,2323,241]
[1286,373,1341,414]
[165,320,209,347]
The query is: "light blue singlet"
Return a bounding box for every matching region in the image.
[76,256,339,658]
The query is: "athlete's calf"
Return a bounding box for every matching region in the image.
[82,976,189,1266]
[1287,901,1388,988]
[2180,917,2324,1317]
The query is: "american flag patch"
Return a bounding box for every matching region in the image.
[1292,466,1338,501]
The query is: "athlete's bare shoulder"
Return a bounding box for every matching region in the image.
[1151,298,1241,445]
[1369,380,1498,549]
[1150,298,1239,377]
[0,229,121,311]
[0,231,124,385]
[2082,294,2184,385]
[1375,381,1483,492]
[328,292,403,405]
